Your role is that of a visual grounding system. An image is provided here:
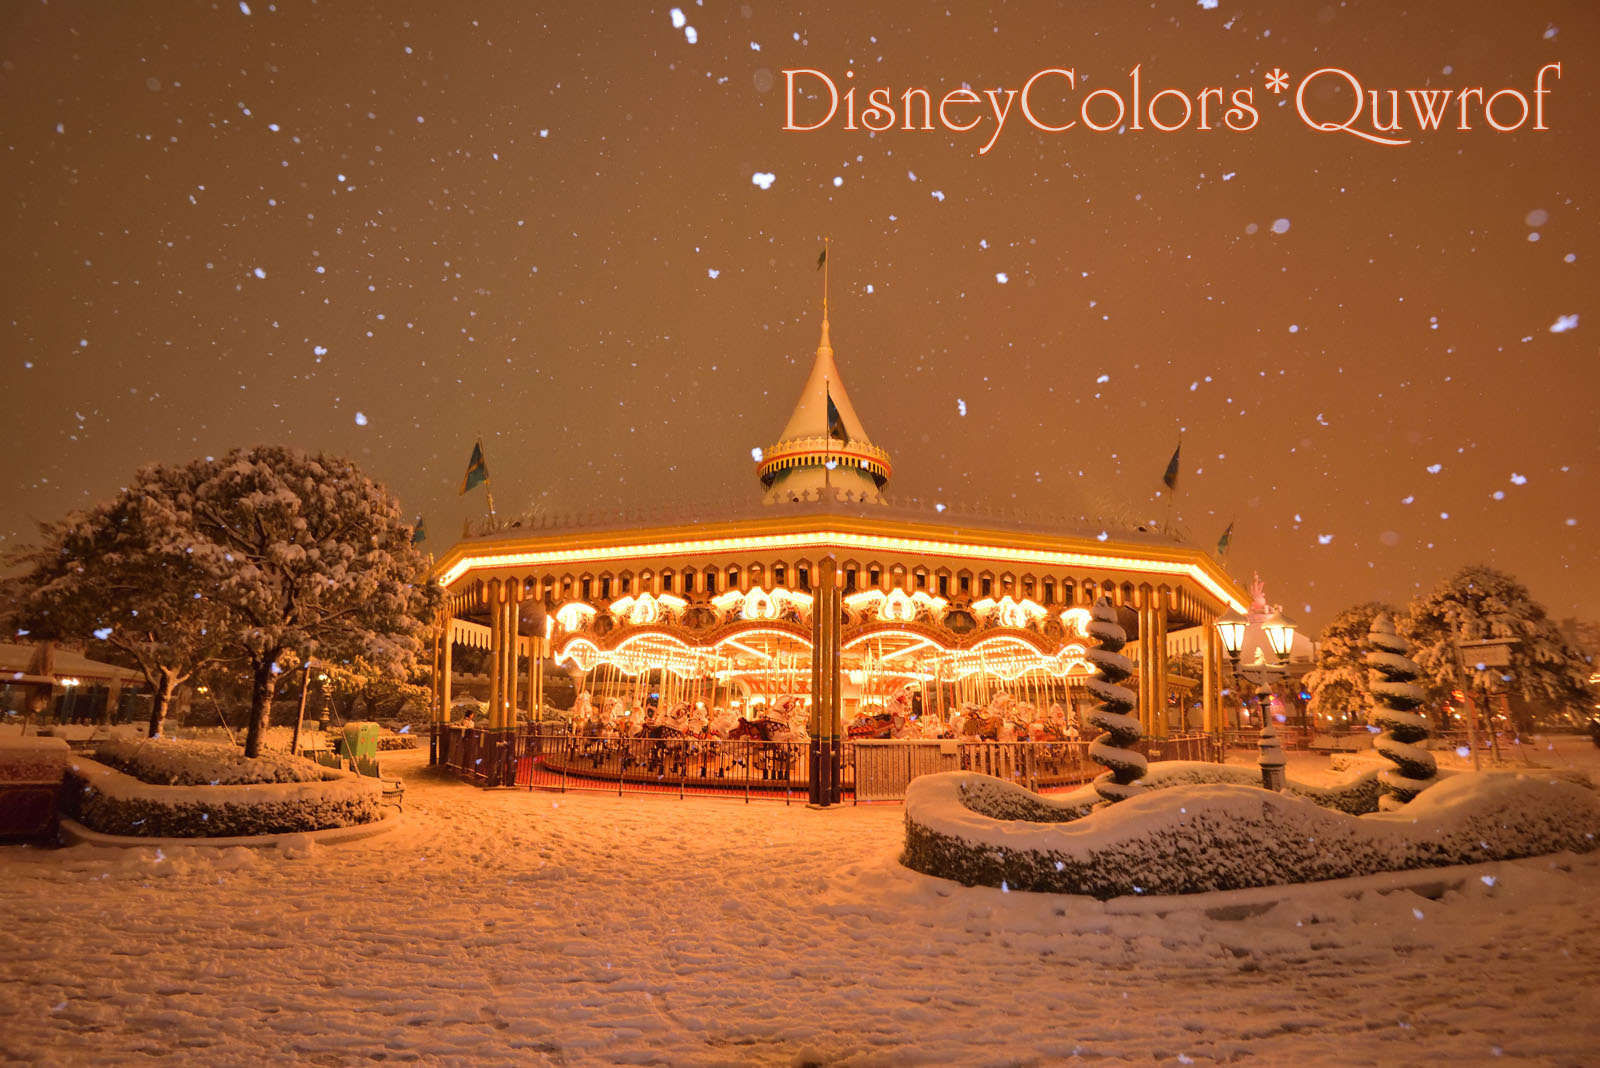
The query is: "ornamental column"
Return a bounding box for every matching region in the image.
[1136,585,1155,736]
[1201,607,1218,734]
[1153,587,1170,738]
[487,580,503,728]
[809,555,843,807]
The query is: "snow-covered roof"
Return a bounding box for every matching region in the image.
[0,642,146,685]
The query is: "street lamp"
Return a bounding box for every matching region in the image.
[1215,609,1248,732]
[1215,609,1248,665]
[1261,609,1300,737]
[1261,610,1297,664]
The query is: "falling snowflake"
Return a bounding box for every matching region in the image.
[354,412,368,426]
[1550,314,1578,333]
[956,398,967,416]
[1271,218,1291,234]
[751,172,775,190]
[995,272,1008,284]
[669,8,685,28]
[1317,534,1333,545]
[707,268,719,279]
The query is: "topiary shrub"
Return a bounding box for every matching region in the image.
[1085,596,1145,805]
[1365,614,1437,810]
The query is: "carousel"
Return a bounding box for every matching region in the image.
[429,283,1248,794]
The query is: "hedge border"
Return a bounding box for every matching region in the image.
[64,756,383,838]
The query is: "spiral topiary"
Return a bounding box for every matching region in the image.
[1086,595,1147,805]
[1365,612,1437,810]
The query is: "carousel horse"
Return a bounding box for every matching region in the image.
[572,690,594,728]
[707,705,740,738]
[886,689,922,740]
[847,706,894,740]
[958,693,1028,741]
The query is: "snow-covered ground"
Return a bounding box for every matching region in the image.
[2,739,1599,1066]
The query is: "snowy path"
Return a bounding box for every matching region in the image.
[2,747,1598,1067]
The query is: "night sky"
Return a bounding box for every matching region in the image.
[3,1,1595,634]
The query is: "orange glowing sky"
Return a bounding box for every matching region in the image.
[2,1,1595,633]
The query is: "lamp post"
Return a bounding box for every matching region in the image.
[1215,609,1248,734]
[1255,682,1286,791]
[1261,609,1299,738]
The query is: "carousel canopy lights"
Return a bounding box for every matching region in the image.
[555,601,597,633]
[711,585,813,621]
[1060,606,1092,637]
[609,592,687,626]
[844,587,948,622]
[972,595,1047,629]
[435,528,1247,614]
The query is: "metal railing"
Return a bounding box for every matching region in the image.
[438,728,1221,803]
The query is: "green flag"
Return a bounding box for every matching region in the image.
[1162,441,1181,491]
[816,246,827,270]
[411,515,428,545]
[826,386,848,443]
[1217,521,1233,557]
[460,441,489,495]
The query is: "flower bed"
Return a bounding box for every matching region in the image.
[903,770,1600,899]
[64,752,382,838]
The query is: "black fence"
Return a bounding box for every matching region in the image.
[438,728,1222,803]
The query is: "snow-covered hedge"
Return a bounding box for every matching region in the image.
[902,770,1600,899]
[377,733,418,751]
[94,738,328,786]
[64,756,381,838]
[1029,761,1381,819]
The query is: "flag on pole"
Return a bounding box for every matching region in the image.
[1217,521,1234,557]
[826,385,848,443]
[816,246,827,270]
[1162,441,1181,491]
[411,515,428,545]
[460,441,489,495]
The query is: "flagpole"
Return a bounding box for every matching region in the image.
[823,236,829,318]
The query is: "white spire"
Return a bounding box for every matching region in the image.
[756,267,892,504]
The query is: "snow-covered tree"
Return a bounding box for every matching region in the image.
[2,471,234,737]
[1365,614,1436,810]
[1086,596,1146,804]
[1302,601,1400,729]
[1403,566,1591,729]
[160,446,442,757]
